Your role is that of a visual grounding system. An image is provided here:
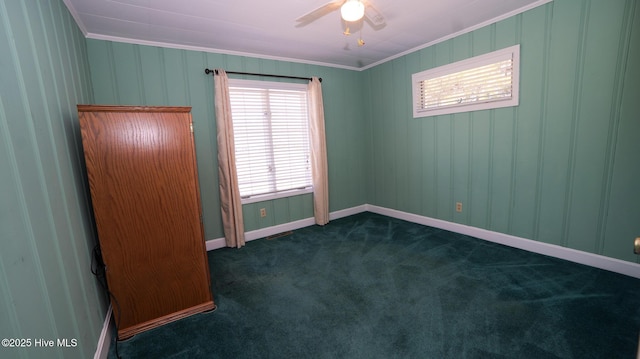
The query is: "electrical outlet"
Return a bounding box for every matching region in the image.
[455,202,463,213]
[260,208,266,218]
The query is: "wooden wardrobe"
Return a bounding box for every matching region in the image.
[78,105,215,339]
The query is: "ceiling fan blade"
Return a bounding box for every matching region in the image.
[295,0,344,27]
[363,1,385,28]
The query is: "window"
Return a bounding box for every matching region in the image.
[228,79,312,204]
[412,45,520,118]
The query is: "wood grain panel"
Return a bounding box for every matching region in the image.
[78,105,214,338]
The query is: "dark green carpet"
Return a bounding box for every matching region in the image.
[109,212,640,358]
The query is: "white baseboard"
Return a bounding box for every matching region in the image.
[205,205,367,251]
[205,217,316,250]
[206,237,227,251]
[206,203,639,279]
[329,205,368,220]
[94,305,112,359]
[365,205,640,279]
[98,204,638,357]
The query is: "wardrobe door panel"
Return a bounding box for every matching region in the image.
[78,105,214,339]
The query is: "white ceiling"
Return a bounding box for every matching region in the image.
[63,0,551,70]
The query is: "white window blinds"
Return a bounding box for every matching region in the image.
[412,45,520,118]
[228,80,312,202]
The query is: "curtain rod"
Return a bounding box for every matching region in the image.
[204,68,321,82]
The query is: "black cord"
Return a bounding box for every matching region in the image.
[91,244,123,359]
[107,290,123,359]
[90,244,104,277]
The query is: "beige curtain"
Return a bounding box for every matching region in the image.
[308,77,329,225]
[214,69,245,248]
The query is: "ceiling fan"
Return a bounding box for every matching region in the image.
[295,0,386,29]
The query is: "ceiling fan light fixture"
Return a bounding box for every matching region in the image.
[341,0,365,22]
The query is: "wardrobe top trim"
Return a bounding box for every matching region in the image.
[77,105,192,113]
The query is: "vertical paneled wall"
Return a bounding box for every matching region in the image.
[364,0,640,264]
[86,41,368,234]
[0,0,105,358]
[2,1,636,357]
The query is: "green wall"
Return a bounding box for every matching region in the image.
[1,1,638,357]
[0,0,105,358]
[86,0,639,265]
[364,0,640,264]
[86,41,369,235]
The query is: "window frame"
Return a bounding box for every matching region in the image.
[227,78,313,205]
[412,44,520,118]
